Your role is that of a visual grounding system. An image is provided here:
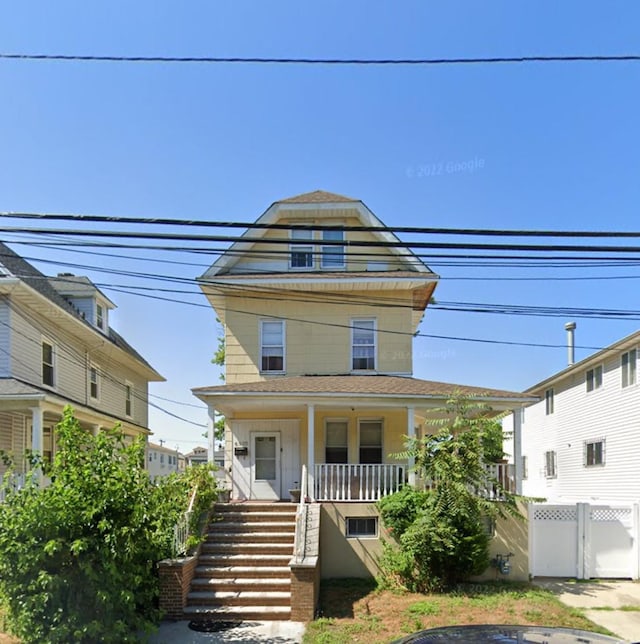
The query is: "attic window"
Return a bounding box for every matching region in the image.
[321,229,345,268]
[96,303,105,330]
[290,227,314,269]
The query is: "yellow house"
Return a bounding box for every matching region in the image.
[192,190,533,579]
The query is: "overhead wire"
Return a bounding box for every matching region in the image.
[1,53,639,66]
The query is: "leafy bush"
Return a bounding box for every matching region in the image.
[0,406,217,643]
[378,395,519,592]
[377,485,429,536]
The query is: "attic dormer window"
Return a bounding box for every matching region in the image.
[321,229,345,268]
[290,227,314,269]
[96,303,105,331]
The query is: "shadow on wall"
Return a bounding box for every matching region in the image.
[319,503,384,580]
[475,501,530,583]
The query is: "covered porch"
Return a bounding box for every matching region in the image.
[0,379,150,496]
[193,375,533,503]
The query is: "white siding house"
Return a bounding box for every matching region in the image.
[504,328,640,503]
[0,243,165,484]
[147,441,181,479]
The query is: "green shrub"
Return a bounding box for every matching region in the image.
[0,406,217,643]
[377,395,519,593]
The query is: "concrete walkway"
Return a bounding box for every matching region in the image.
[534,580,640,643]
[146,619,305,643]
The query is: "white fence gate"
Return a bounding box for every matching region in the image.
[529,503,640,579]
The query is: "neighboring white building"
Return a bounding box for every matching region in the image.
[184,446,208,466]
[504,327,640,503]
[146,441,181,479]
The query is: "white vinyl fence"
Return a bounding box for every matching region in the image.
[529,503,640,579]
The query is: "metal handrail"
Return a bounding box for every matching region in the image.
[172,483,199,557]
[292,464,309,562]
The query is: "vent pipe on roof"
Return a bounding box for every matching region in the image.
[565,321,576,366]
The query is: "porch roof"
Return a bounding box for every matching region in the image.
[0,377,151,435]
[193,375,536,408]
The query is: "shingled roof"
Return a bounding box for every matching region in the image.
[277,190,359,204]
[0,242,158,374]
[193,374,533,402]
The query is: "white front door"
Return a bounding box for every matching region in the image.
[250,432,281,500]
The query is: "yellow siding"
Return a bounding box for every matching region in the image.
[230,210,404,274]
[226,408,409,470]
[224,289,414,383]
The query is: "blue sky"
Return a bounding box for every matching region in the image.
[1,2,639,450]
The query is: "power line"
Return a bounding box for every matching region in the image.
[6,224,640,253]
[1,53,639,66]
[4,210,640,238]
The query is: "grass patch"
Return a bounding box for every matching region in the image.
[303,579,616,644]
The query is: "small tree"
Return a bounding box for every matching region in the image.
[378,394,520,592]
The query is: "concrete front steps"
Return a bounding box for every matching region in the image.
[184,502,297,621]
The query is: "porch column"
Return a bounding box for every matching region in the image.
[30,406,43,484]
[513,407,522,495]
[207,406,216,464]
[407,406,416,486]
[307,404,315,501]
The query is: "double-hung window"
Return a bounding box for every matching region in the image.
[325,420,348,463]
[321,229,345,268]
[125,382,133,417]
[96,303,105,330]
[544,450,557,478]
[261,320,285,372]
[42,339,55,387]
[584,439,605,467]
[359,419,383,464]
[290,227,314,269]
[622,349,637,388]
[545,388,554,415]
[352,319,375,370]
[89,364,100,400]
[586,365,603,392]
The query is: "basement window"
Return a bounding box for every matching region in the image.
[346,517,378,538]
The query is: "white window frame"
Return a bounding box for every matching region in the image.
[584,438,605,467]
[358,418,383,465]
[125,381,133,418]
[260,319,285,373]
[325,418,349,464]
[622,349,637,388]
[96,302,105,331]
[586,364,603,393]
[289,226,315,270]
[346,516,378,538]
[545,388,554,415]
[351,318,376,371]
[321,228,345,269]
[544,450,557,478]
[89,363,100,400]
[42,338,56,388]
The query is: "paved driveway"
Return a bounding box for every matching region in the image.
[534,579,640,643]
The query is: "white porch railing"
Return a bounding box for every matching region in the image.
[0,472,27,503]
[314,464,405,502]
[481,462,515,499]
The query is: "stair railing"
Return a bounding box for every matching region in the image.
[172,483,198,557]
[292,464,309,563]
